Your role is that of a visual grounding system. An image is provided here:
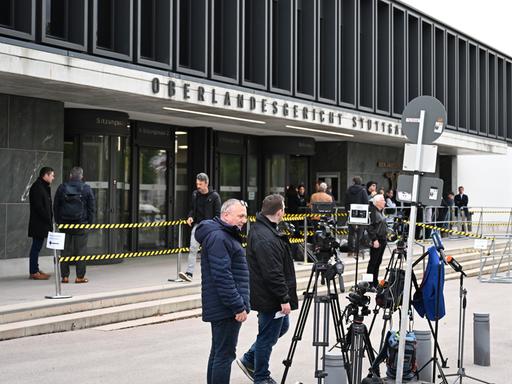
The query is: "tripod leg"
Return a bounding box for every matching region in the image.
[281,269,319,383]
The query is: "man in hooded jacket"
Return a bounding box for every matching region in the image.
[237,194,298,384]
[196,199,250,384]
[344,176,369,253]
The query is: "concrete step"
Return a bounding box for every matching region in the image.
[0,244,508,341]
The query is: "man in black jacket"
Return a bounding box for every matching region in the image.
[454,185,470,232]
[28,167,55,280]
[345,176,369,254]
[179,173,221,282]
[237,194,298,384]
[367,194,388,287]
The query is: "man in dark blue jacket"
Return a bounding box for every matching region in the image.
[54,166,95,284]
[196,199,250,384]
[237,194,298,384]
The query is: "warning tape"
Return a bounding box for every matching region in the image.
[408,221,495,241]
[469,210,512,214]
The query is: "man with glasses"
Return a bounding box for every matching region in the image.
[179,172,221,282]
[195,199,250,384]
[237,194,298,384]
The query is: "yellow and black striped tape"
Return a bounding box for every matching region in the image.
[407,221,495,241]
[58,219,188,230]
[59,247,191,263]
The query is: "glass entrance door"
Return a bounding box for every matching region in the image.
[138,148,169,249]
[219,153,242,201]
[288,156,309,189]
[79,135,130,254]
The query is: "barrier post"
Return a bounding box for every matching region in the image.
[169,222,184,282]
[45,224,72,299]
[303,215,308,263]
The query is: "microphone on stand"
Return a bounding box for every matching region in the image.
[446,255,467,276]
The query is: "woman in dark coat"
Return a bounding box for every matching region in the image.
[27,167,55,279]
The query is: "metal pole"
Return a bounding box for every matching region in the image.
[303,215,308,263]
[169,222,184,282]
[45,224,71,299]
[396,109,426,383]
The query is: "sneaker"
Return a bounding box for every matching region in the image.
[236,359,254,382]
[178,272,193,282]
[256,377,277,384]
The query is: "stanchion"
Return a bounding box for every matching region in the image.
[169,223,185,282]
[45,224,72,299]
[303,215,308,264]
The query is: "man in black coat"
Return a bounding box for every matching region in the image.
[28,167,55,280]
[179,172,221,282]
[345,176,369,254]
[237,194,298,384]
[367,194,388,287]
[454,185,470,232]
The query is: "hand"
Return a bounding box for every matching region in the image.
[372,240,380,248]
[280,303,291,315]
[235,310,248,322]
[186,217,194,227]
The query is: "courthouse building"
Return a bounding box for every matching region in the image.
[0,0,510,259]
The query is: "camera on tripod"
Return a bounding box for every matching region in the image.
[346,281,373,317]
[387,215,408,243]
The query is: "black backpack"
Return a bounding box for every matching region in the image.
[59,183,85,223]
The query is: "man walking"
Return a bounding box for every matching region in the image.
[179,172,221,282]
[28,167,55,280]
[195,199,250,384]
[344,176,369,254]
[238,194,298,384]
[54,167,95,284]
[367,194,388,287]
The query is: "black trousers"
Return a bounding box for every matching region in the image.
[347,225,364,251]
[60,233,88,278]
[367,240,387,286]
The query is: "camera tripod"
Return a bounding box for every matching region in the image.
[281,260,348,384]
[342,300,377,384]
[445,273,493,384]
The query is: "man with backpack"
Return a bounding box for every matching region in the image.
[54,166,95,283]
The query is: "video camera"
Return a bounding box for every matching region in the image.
[387,215,409,243]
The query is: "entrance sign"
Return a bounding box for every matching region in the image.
[46,232,66,250]
[401,96,447,144]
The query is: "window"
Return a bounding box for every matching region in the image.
[359,0,374,110]
[243,0,267,88]
[407,13,419,102]
[177,0,207,75]
[137,0,172,68]
[498,58,505,138]
[434,26,445,105]
[421,21,433,96]
[296,0,316,98]
[507,62,512,141]
[376,0,390,113]
[318,0,337,102]
[0,0,34,39]
[479,49,488,135]
[339,0,356,106]
[94,0,132,60]
[447,33,456,127]
[392,6,405,115]
[488,53,496,136]
[271,0,293,93]
[458,38,468,130]
[469,43,478,132]
[212,0,239,82]
[42,0,86,50]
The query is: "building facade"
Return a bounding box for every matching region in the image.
[0,0,510,259]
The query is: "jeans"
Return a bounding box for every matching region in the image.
[186,225,200,275]
[29,237,45,274]
[60,233,88,278]
[242,312,290,383]
[207,318,242,384]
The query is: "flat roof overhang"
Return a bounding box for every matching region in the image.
[0,42,507,156]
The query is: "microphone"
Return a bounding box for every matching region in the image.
[446,255,467,276]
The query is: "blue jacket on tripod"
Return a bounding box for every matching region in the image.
[413,246,446,321]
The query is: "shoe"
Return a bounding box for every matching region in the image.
[61,277,69,284]
[256,377,277,384]
[75,277,89,284]
[178,272,193,282]
[29,271,50,280]
[236,359,254,382]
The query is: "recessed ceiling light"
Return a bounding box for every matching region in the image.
[178,145,188,149]
[163,107,266,125]
[175,131,187,135]
[285,125,354,138]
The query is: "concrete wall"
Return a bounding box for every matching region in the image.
[0,94,64,260]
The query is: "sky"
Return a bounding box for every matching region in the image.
[400,0,512,57]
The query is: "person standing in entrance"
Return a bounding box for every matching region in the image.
[28,167,55,280]
[54,166,95,284]
[454,186,470,232]
[344,176,369,255]
[237,194,298,384]
[195,199,250,384]
[367,194,388,287]
[179,173,221,282]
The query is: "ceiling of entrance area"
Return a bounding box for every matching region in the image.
[0,70,501,156]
